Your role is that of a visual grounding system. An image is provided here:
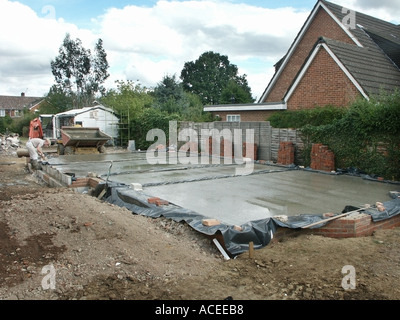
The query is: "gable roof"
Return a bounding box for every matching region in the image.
[55,104,117,118]
[259,0,400,103]
[0,95,44,111]
[323,37,400,96]
[285,36,400,102]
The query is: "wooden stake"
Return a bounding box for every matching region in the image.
[249,241,254,259]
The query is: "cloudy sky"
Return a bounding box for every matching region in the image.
[0,0,399,101]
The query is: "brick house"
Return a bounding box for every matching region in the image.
[0,93,44,118]
[204,0,400,121]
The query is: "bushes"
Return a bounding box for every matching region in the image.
[268,105,347,128]
[0,113,35,136]
[300,91,400,180]
[129,108,181,150]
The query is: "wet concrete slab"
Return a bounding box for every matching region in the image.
[48,152,397,226]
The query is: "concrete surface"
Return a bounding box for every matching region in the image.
[48,152,397,226]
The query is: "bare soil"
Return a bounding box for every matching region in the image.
[1,152,400,303]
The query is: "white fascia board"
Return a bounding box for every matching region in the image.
[320,2,363,48]
[321,43,369,100]
[259,1,362,103]
[284,43,369,102]
[204,103,287,112]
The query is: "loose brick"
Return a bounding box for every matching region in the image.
[148,197,160,204]
[202,219,221,227]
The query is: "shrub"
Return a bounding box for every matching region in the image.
[300,91,400,180]
[268,105,346,128]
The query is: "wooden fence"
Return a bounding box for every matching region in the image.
[179,121,304,164]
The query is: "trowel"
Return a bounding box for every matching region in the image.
[40,154,50,166]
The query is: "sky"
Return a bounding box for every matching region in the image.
[0,0,399,102]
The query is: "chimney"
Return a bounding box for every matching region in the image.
[21,92,25,97]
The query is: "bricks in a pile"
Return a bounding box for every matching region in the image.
[310,143,335,172]
[277,141,295,165]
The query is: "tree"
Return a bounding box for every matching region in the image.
[101,80,153,115]
[51,33,110,108]
[180,51,253,105]
[153,74,185,114]
[220,79,254,104]
[153,74,214,121]
[40,85,74,114]
[101,80,154,146]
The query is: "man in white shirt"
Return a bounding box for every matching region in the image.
[26,138,51,170]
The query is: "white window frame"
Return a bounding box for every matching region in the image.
[227,114,241,122]
[0,109,5,117]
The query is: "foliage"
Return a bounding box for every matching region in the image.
[7,112,36,137]
[101,80,153,115]
[51,33,110,109]
[0,115,13,134]
[152,75,213,122]
[179,92,213,122]
[101,80,154,146]
[153,74,185,114]
[220,80,254,104]
[129,108,181,150]
[300,91,400,180]
[40,85,74,114]
[180,51,253,105]
[268,105,347,128]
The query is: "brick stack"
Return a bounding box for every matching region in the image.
[277,142,295,165]
[207,137,258,160]
[220,139,232,158]
[313,213,400,238]
[242,142,258,160]
[310,143,335,172]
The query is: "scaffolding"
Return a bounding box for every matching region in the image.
[118,109,130,147]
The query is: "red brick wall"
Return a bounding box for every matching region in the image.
[264,8,354,103]
[273,213,400,241]
[287,48,360,109]
[313,213,400,238]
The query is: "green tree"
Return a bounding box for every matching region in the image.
[40,85,74,114]
[153,74,185,114]
[101,80,154,146]
[51,33,110,109]
[130,108,180,150]
[220,79,254,104]
[101,80,153,115]
[180,51,253,105]
[153,74,213,122]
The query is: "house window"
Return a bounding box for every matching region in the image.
[0,109,5,117]
[227,114,241,122]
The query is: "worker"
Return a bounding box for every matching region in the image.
[26,138,51,170]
